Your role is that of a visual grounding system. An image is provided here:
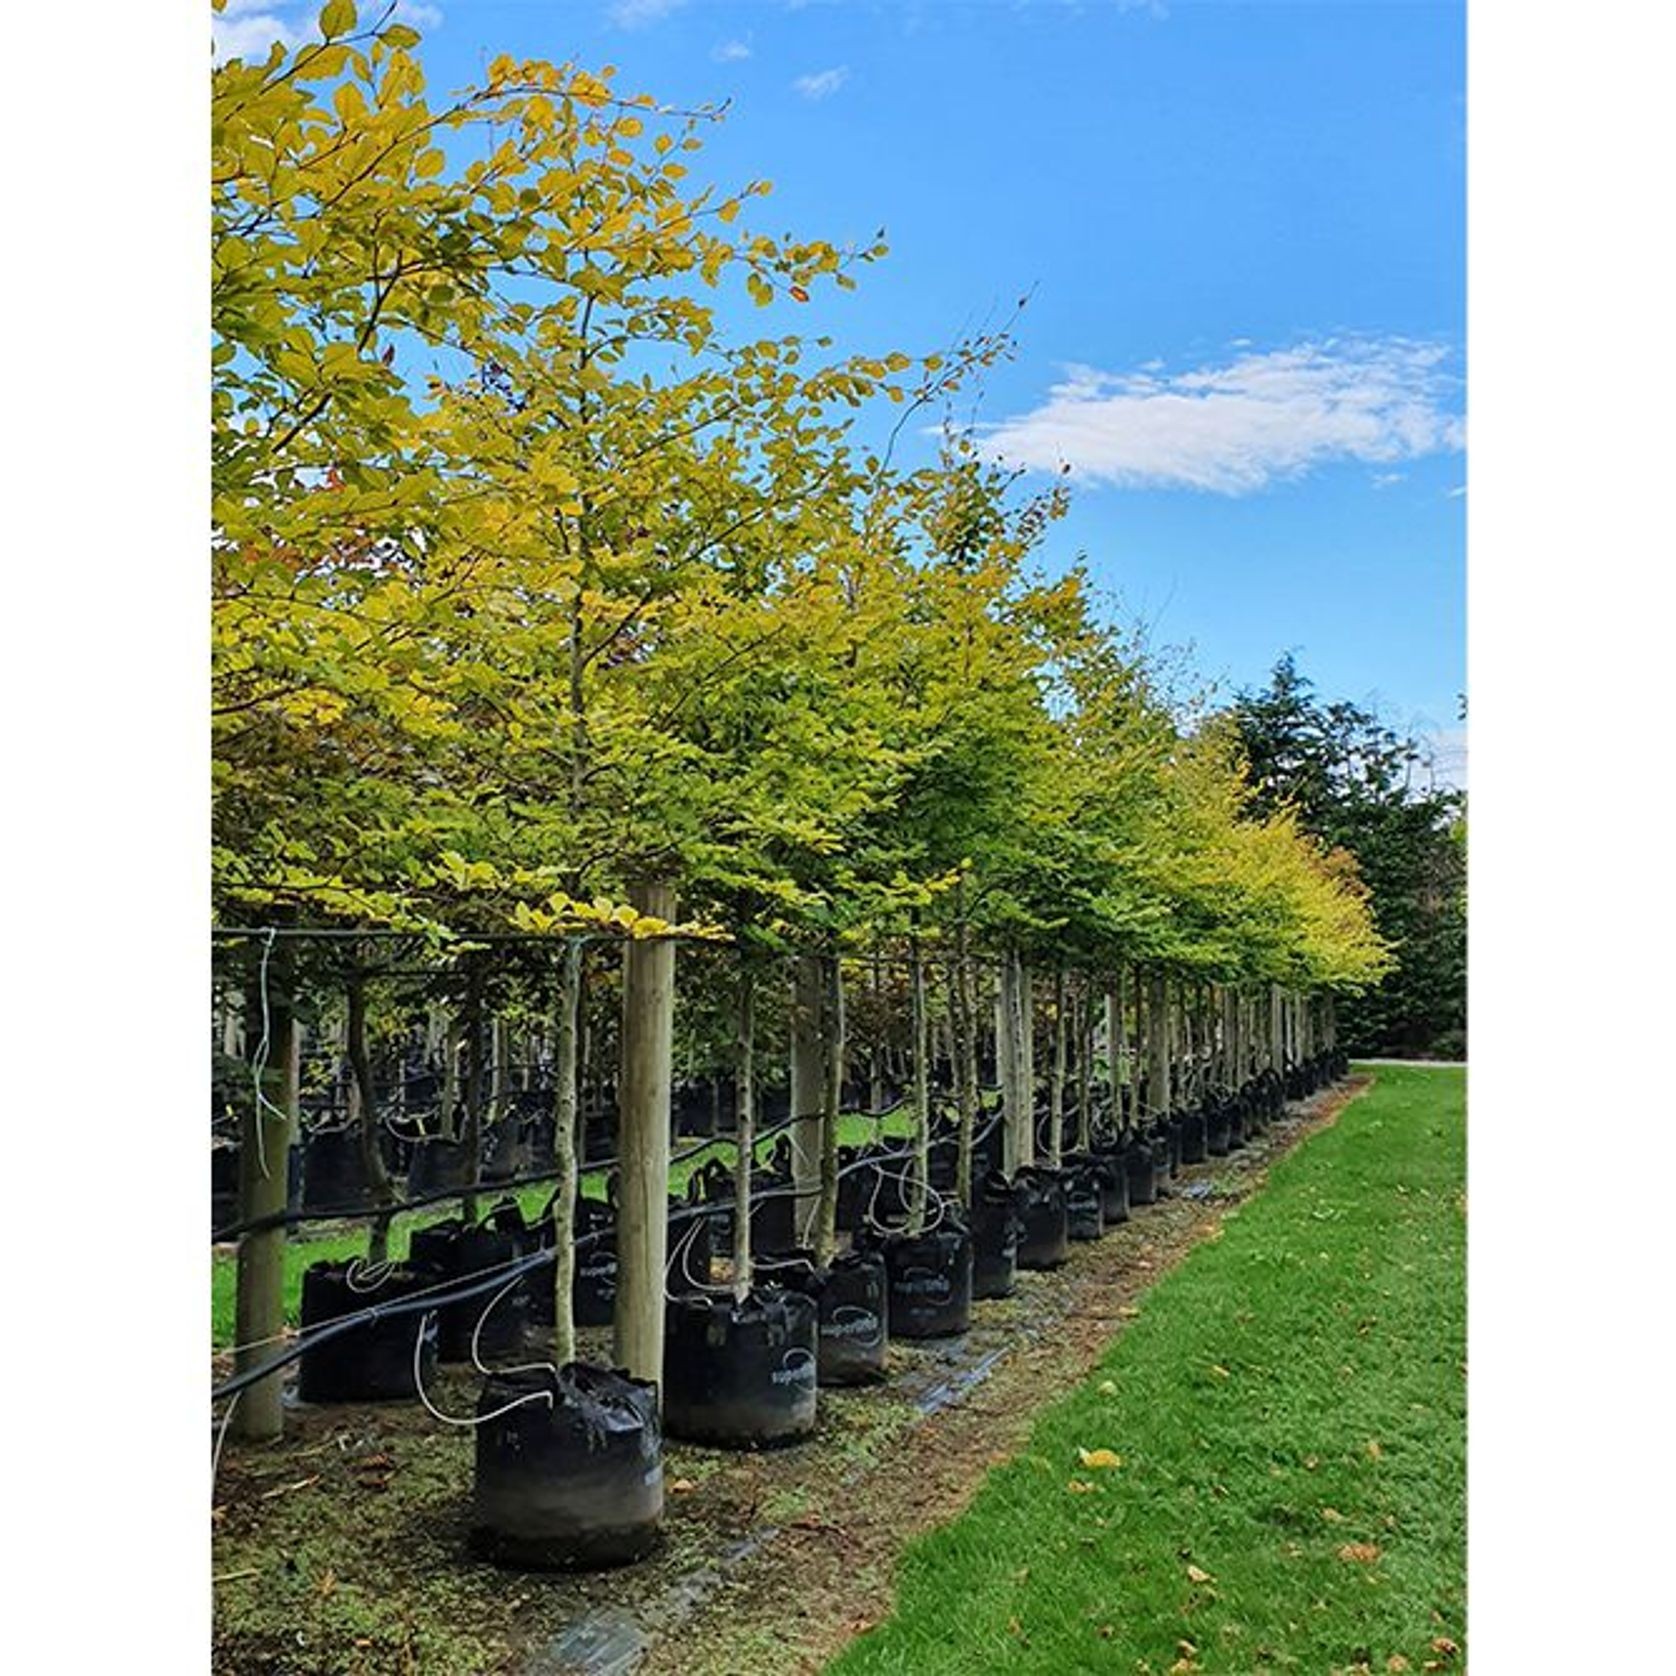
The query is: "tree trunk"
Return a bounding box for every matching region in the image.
[999,948,1034,1174]
[232,935,297,1442]
[733,958,756,1302]
[345,964,397,1266]
[814,948,844,1264]
[1076,976,1094,1153]
[952,900,977,1206]
[789,953,825,1246]
[550,939,583,1366]
[461,961,485,1225]
[907,937,931,1234]
[1047,966,1067,1168]
[1147,970,1170,1124]
[614,883,676,1391]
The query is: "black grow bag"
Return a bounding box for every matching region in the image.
[784,1248,889,1385]
[1093,1145,1131,1225]
[883,1222,974,1338]
[1124,1137,1158,1207]
[566,1196,619,1328]
[1206,1104,1233,1156]
[663,1287,819,1448]
[1061,1154,1110,1242]
[301,1126,371,1214]
[297,1261,438,1403]
[1150,1128,1174,1195]
[1015,1166,1070,1269]
[408,1220,527,1362]
[1228,1099,1248,1149]
[472,1363,663,1570]
[1179,1109,1208,1165]
[971,1171,1021,1299]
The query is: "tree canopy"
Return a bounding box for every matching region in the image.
[212,3,1389,1002]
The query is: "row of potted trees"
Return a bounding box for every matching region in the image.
[288,1046,1348,1568]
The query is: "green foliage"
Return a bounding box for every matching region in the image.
[1230,656,1466,1054]
[212,12,1386,1000]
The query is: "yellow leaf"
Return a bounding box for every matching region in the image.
[1337,1542,1382,1564]
[1097,1380,1117,1396]
[319,0,356,40]
[1065,1479,1096,1494]
[1185,1564,1214,1585]
[1076,1448,1122,1470]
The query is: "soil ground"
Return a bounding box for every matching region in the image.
[211,1080,1363,1676]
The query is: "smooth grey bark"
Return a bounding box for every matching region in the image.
[733,958,756,1302]
[814,948,844,1265]
[345,964,397,1267]
[550,939,583,1365]
[232,937,297,1442]
[613,883,676,1392]
[789,953,825,1246]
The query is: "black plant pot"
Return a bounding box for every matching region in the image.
[1179,1110,1208,1165]
[1061,1154,1109,1242]
[297,1261,438,1403]
[408,1220,528,1362]
[883,1222,974,1338]
[1125,1138,1158,1208]
[1206,1106,1233,1156]
[211,1143,240,1236]
[407,1136,474,1197]
[663,1287,819,1448]
[1150,1129,1173,1195]
[301,1127,371,1214]
[566,1197,619,1329]
[1093,1146,1131,1225]
[1015,1166,1071,1269]
[1166,1118,1184,1177]
[1228,1100,1248,1149]
[472,1363,663,1570]
[785,1248,889,1385]
[971,1172,1021,1299]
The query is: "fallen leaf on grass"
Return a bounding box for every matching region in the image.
[1169,1661,1200,1675]
[1067,1479,1097,1494]
[1366,1440,1384,1460]
[1321,1507,1346,1524]
[1177,1639,1199,1657]
[1118,1305,1142,1319]
[1186,1564,1215,1585]
[316,1569,337,1599]
[1387,1657,1411,1672]
[1077,1447,1123,1470]
[1098,1380,1118,1395]
[1429,1638,1459,1659]
[1007,1616,1022,1636]
[1337,1543,1382,1564]
[1209,1365,1231,1380]
[669,1478,698,1493]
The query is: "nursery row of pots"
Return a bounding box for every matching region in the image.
[286,1056,1345,1571]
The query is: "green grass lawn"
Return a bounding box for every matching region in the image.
[211,1105,921,1347]
[828,1065,1466,1676]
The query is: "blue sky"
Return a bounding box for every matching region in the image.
[216,0,1466,782]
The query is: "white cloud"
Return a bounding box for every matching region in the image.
[1371,471,1406,489]
[980,337,1465,495]
[608,0,688,27]
[212,1,442,63]
[792,66,850,100]
[712,37,752,63]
